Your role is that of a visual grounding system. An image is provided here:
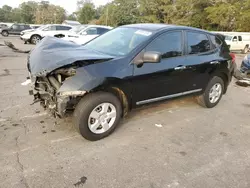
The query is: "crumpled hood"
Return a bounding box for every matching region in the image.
[28,36,114,76]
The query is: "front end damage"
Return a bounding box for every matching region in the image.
[31,66,86,117]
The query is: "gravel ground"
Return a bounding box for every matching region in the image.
[0,36,250,188]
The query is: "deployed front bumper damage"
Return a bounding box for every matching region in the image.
[29,70,87,117]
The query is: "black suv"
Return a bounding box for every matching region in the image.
[28,24,235,141]
[1,24,31,37]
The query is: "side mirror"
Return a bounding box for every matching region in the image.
[233,39,237,42]
[81,31,87,35]
[143,51,161,63]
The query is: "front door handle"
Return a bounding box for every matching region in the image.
[174,66,186,70]
[210,61,219,65]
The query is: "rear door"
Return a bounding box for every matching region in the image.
[183,31,218,91]
[10,24,21,35]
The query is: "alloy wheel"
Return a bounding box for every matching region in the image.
[209,83,222,104]
[88,103,117,134]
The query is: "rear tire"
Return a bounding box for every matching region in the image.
[74,92,122,141]
[1,31,9,37]
[197,76,224,108]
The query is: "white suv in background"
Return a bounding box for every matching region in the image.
[20,24,72,44]
[62,25,113,45]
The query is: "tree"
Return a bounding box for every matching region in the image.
[19,1,38,24]
[77,1,96,24]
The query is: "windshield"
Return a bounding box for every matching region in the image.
[225,35,233,40]
[70,25,87,33]
[84,27,153,56]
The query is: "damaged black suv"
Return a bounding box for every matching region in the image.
[28,24,235,141]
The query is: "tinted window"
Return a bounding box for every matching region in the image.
[146,31,183,59]
[187,32,211,54]
[238,36,242,41]
[20,25,25,30]
[12,25,19,30]
[210,35,222,49]
[85,27,98,35]
[56,26,71,30]
[97,28,109,35]
[43,26,56,31]
[25,25,31,29]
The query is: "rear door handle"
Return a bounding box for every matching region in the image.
[210,61,219,65]
[174,66,186,70]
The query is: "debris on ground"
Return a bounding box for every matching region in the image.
[234,69,250,87]
[74,176,87,187]
[21,79,31,86]
[4,41,31,53]
[155,124,163,128]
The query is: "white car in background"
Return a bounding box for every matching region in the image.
[62,25,113,45]
[20,24,72,44]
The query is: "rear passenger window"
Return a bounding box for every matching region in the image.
[238,36,242,41]
[187,32,211,54]
[146,31,183,59]
[210,35,222,49]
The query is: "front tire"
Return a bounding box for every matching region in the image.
[30,35,41,45]
[197,76,224,108]
[74,92,122,141]
[1,31,9,37]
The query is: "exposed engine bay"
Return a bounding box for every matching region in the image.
[31,60,100,117]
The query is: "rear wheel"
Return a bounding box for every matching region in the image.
[197,76,224,108]
[31,35,41,45]
[74,92,122,141]
[1,31,9,37]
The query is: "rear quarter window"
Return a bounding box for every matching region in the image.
[187,32,211,54]
[210,35,222,49]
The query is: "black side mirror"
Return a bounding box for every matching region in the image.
[143,51,161,63]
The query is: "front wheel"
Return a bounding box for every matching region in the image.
[30,35,41,45]
[74,92,122,141]
[1,31,9,37]
[197,76,224,108]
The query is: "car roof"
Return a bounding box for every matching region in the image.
[122,23,212,34]
[86,25,113,29]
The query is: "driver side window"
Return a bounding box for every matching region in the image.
[12,25,19,30]
[233,36,238,42]
[145,31,183,59]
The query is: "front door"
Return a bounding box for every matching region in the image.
[132,31,198,105]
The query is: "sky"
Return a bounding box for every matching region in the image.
[0,0,110,13]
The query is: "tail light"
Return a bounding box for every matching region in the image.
[230,53,236,64]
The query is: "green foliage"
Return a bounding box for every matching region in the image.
[77,2,96,24]
[1,0,250,31]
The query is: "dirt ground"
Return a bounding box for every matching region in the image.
[0,36,250,188]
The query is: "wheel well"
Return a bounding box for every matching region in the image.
[102,87,129,117]
[216,73,228,94]
[31,34,41,39]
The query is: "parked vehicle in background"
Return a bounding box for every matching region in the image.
[0,23,7,29]
[0,24,31,37]
[62,25,113,45]
[225,35,250,53]
[20,24,72,44]
[30,25,42,29]
[27,24,235,141]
